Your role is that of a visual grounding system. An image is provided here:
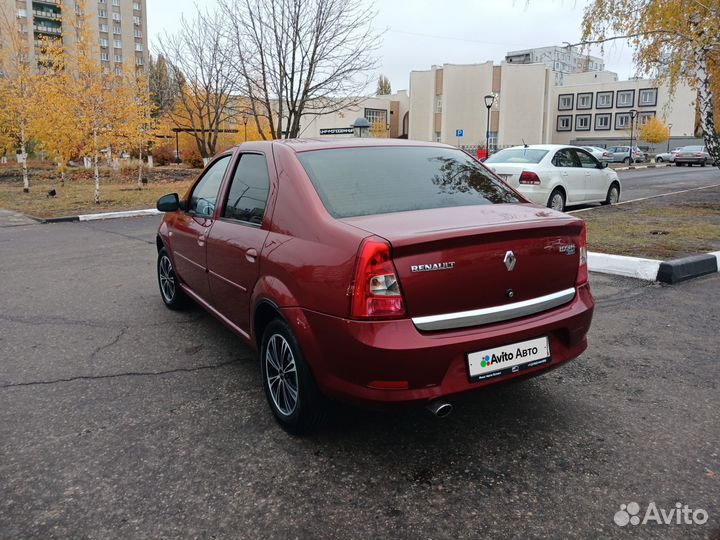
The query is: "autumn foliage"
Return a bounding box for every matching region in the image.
[639,116,671,144]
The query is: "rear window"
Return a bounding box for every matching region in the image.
[484,148,548,164]
[683,146,703,151]
[297,146,522,218]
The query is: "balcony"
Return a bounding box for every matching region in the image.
[32,0,62,5]
[33,9,62,20]
[33,24,61,35]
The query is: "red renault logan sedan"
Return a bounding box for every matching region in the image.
[155,139,594,434]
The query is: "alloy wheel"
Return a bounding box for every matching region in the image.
[159,255,176,303]
[265,334,299,416]
[550,193,564,211]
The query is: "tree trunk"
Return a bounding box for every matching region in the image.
[94,152,100,204]
[20,127,29,193]
[694,47,720,165]
[60,167,65,187]
[137,145,143,189]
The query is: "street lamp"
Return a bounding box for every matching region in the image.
[242,114,249,142]
[667,123,673,152]
[628,108,638,163]
[484,94,495,156]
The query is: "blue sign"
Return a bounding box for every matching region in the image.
[455,129,464,137]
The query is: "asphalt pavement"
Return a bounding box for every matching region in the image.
[616,165,720,201]
[1,199,718,538]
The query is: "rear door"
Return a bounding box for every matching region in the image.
[551,148,585,203]
[206,152,272,334]
[171,154,232,302]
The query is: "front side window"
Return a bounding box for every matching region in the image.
[188,155,231,217]
[552,149,580,168]
[574,149,599,168]
[222,154,270,224]
[297,146,522,219]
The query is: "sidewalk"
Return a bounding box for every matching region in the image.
[0,209,38,228]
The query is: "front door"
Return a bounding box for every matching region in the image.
[573,148,605,201]
[206,153,272,334]
[551,148,585,204]
[171,154,232,302]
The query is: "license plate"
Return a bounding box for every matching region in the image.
[467,336,550,382]
[498,173,512,180]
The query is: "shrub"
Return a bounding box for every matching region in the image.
[152,144,176,166]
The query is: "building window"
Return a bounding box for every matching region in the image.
[596,91,613,109]
[99,0,106,3]
[112,12,121,21]
[638,111,656,125]
[99,38,108,47]
[133,16,141,25]
[364,108,388,128]
[639,88,658,107]
[133,2,141,10]
[615,112,631,130]
[98,9,107,17]
[557,115,572,131]
[114,54,122,63]
[616,89,634,108]
[113,40,121,48]
[577,93,593,110]
[99,23,108,32]
[100,51,109,61]
[575,114,591,131]
[135,57,144,66]
[114,67,122,75]
[17,8,27,17]
[594,113,611,130]
[113,25,121,34]
[134,29,142,38]
[112,0,120,5]
[558,94,573,111]
[135,43,143,51]
[434,131,441,142]
[435,96,442,113]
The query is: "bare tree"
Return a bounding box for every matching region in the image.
[376,74,391,96]
[220,0,382,139]
[155,8,240,158]
[147,54,177,119]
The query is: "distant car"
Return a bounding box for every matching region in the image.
[581,146,614,163]
[484,144,621,212]
[654,147,682,163]
[608,146,645,164]
[674,145,714,166]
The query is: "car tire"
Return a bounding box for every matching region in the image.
[701,159,707,167]
[260,318,326,435]
[656,157,663,163]
[623,157,631,164]
[547,189,565,212]
[157,248,189,310]
[603,182,620,205]
[676,162,683,166]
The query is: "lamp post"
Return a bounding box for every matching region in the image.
[242,115,249,142]
[484,94,495,156]
[628,108,638,163]
[667,123,673,152]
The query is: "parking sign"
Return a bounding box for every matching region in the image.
[455,129,464,137]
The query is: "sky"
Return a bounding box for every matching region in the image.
[146,0,637,92]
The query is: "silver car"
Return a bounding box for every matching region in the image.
[609,145,646,164]
[654,147,682,163]
[581,146,614,163]
[674,145,715,166]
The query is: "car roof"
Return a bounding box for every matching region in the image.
[498,144,589,152]
[272,138,450,153]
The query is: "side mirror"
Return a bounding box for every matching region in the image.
[157,193,180,212]
[598,161,608,169]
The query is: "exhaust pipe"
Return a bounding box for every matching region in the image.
[426,400,453,418]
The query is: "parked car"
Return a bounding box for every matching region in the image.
[581,146,614,163]
[484,144,622,212]
[654,147,682,163]
[155,139,595,434]
[608,145,645,163]
[674,145,715,166]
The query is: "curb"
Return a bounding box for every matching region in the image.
[589,250,720,283]
[39,208,160,223]
[612,163,672,171]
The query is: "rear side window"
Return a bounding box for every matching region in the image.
[484,148,548,164]
[222,153,270,224]
[297,146,522,219]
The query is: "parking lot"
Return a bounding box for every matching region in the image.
[1,168,718,540]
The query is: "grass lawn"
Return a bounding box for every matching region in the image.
[583,185,720,259]
[0,165,198,218]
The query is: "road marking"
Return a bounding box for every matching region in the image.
[568,183,720,214]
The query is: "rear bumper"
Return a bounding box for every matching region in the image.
[284,283,594,407]
[675,157,706,164]
[514,185,549,206]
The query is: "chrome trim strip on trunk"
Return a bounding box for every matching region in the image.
[411,287,576,331]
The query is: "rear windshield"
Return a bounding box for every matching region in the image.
[484,148,548,164]
[683,146,703,151]
[297,146,522,218]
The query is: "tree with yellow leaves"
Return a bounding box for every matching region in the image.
[370,119,388,138]
[581,0,720,165]
[639,116,670,144]
[0,5,35,192]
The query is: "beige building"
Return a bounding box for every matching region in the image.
[2,0,148,74]
[409,61,696,151]
[298,91,410,139]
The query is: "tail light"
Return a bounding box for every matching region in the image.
[576,222,588,286]
[350,238,406,319]
[602,152,609,157]
[519,171,541,185]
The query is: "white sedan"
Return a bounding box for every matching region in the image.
[484,144,622,212]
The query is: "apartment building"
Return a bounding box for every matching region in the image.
[506,45,605,85]
[2,0,148,74]
[409,61,696,151]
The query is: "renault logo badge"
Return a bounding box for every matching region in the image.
[504,250,516,271]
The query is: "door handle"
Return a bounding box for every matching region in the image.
[197,235,206,247]
[246,248,258,263]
